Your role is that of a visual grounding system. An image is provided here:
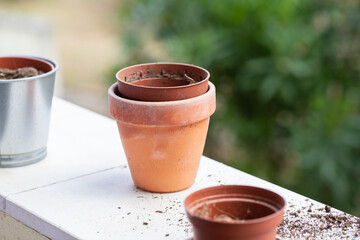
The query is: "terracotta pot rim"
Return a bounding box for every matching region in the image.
[109,81,215,107]
[185,185,286,225]
[109,81,216,126]
[116,62,210,90]
[0,56,58,83]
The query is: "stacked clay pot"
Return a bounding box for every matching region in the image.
[108,63,216,192]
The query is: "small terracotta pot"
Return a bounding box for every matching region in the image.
[116,62,209,101]
[185,185,286,240]
[108,82,216,192]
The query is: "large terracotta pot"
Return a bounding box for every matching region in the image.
[116,62,209,101]
[185,185,286,240]
[108,82,216,192]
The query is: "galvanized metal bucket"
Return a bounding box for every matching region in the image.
[0,56,58,167]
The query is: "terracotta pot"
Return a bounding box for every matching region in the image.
[108,82,216,192]
[116,62,209,101]
[185,185,286,240]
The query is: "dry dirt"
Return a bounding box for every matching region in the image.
[0,67,44,79]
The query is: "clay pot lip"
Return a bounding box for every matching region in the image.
[185,185,286,225]
[109,81,215,107]
[0,55,58,83]
[109,81,216,126]
[116,62,210,90]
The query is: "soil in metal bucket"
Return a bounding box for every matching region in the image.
[0,67,44,79]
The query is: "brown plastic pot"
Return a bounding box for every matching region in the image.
[185,185,286,240]
[116,62,209,101]
[108,82,216,192]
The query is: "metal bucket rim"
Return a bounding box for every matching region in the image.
[0,55,59,83]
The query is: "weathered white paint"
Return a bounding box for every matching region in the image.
[0,98,125,211]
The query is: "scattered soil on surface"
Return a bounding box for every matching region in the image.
[277,203,360,239]
[193,199,360,238]
[0,67,44,79]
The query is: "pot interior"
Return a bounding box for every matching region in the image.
[193,198,277,222]
[117,63,209,84]
[0,57,53,73]
[131,78,191,87]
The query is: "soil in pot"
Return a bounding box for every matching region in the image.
[0,67,44,79]
[123,68,199,84]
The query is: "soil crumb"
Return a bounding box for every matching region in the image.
[0,67,44,79]
[277,202,360,239]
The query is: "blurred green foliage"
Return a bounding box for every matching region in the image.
[117,0,360,215]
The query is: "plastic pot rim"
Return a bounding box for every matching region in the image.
[116,62,210,90]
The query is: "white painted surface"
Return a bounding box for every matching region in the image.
[0,98,358,240]
[0,98,125,210]
[5,156,294,240]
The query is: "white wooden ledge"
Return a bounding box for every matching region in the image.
[0,98,359,240]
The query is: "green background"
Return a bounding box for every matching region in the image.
[115,0,360,216]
